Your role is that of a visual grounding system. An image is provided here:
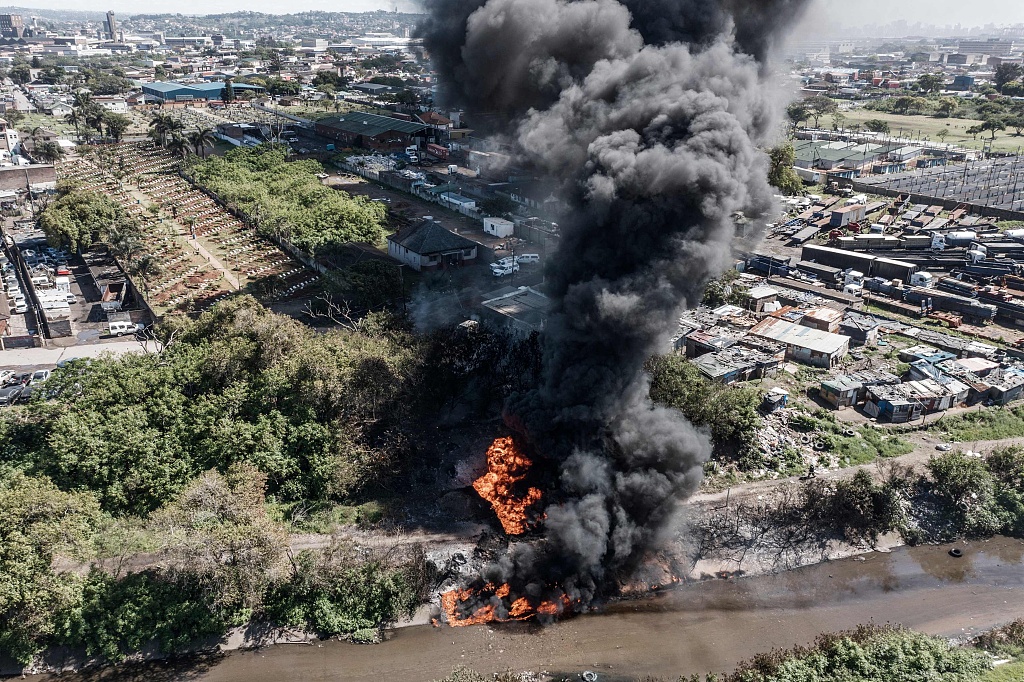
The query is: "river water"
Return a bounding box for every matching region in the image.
[30,537,1024,682]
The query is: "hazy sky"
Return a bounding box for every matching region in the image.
[18,0,1024,25]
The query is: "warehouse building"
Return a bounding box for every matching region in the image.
[315,111,433,152]
[141,81,264,103]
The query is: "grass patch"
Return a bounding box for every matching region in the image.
[792,410,914,467]
[821,108,1022,153]
[984,660,1024,682]
[927,406,1024,442]
[269,500,387,533]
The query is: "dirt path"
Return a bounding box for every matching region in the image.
[124,185,242,291]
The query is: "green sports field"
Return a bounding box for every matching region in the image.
[820,108,1024,154]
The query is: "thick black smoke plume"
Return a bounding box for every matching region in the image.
[418,0,809,611]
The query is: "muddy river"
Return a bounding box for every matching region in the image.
[31,537,1024,682]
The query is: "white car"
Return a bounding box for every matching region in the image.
[491,263,520,277]
[494,257,516,268]
[65,293,78,304]
[515,254,540,265]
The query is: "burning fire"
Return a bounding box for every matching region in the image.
[473,437,543,535]
[438,437,568,627]
[441,583,573,627]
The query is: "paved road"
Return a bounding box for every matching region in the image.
[0,340,150,368]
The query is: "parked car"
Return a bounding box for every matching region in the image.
[15,385,34,403]
[65,293,77,304]
[491,263,520,277]
[11,372,32,386]
[0,370,15,386]
[12,303,27,314]
[515,253,541,264]
[495,257,516,268]
[29,370,50,385]
[108,321,144,337]
[0,385,23,405]
[56,265,72,276]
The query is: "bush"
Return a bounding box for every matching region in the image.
[264,545,431,637]
[804,470,905,544]
[927,450,1003,536]
[974,619,1024,658]
[648,355,762,463]
[60,571,226,663]
[723,624,990,682]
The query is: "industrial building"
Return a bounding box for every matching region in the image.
[141,81,264,103]
[315,112,433,152]
[855,156,1024,222]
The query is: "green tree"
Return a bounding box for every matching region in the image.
[38,186,130,251]
[153,464,285,619]
[936,98,959,118]
[767,143,804,195]
[223,78,235,102]
[804,95,838,128]
[186,127,216,158]
[479,195,517,217]
[102,112,131,142]
[647,354,762,461]
[33,141,64,164]
[927,450,1001,536]
[982,116,1007,140]
[0,474,100,664]
[786,101,810,128]
[995,63,1024,93]
[917,73,944,93]
[8,63,31,84]
[165,133,190,160]
[1008,115,1024,136]
[864,119,891,134]
[269,50,284,73]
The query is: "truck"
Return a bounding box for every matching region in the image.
[426,143,449,160]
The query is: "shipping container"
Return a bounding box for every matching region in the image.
[872,257,919,283]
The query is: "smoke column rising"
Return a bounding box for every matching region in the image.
[418,0,809,611]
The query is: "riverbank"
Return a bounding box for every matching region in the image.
[20,537,1024,682]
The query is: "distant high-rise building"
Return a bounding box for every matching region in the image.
[0,14,24,39]
[957,38,1016,57]
[105,11,117,41]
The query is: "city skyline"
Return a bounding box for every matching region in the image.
[4,0,1022,27]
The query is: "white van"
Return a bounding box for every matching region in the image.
[515,254,540,264]
[108,321,142,337]
[31,275,50,288]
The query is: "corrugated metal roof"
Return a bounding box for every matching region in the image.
[749,317,849,355]
[319,111,430,138]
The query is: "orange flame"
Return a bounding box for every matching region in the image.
[473,437,543,535]
[440,584,573,627]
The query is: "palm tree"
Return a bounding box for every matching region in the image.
[165,133,189,160]
[34,141,64,163]
[148,112,183,147]
[128,254,161,302]
[64,110,83,141]
[187,127,216,158]
[71,91,92,110]
[83,104,105,141]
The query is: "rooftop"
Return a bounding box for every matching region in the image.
[748,317,849,355]
[387,219,477,255]
[318,111,430,138]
